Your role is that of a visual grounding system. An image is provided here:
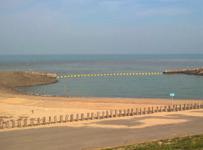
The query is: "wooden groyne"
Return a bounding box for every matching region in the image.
[0,103,202,130]
[163,68,203,76]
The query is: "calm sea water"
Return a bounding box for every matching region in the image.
[0,54,203,99]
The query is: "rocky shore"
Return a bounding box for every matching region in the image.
[163,68,203,76]
[0,71,57,93]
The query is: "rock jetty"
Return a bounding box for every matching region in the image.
[0,71,57,93]
[163,68,203,76]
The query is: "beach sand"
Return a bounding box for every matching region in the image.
[0,71,203,149]
[0,91,201,127]
[0,71,202,130]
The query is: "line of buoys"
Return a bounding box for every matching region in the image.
[57,72,163,79]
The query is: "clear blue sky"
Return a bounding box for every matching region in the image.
[0,0,203,54]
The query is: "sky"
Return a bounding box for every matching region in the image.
[0,0,203,55]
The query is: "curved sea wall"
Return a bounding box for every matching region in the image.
[0,71,57,93]
[163,68,203,76]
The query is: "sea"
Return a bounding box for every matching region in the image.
[0,54,203,99]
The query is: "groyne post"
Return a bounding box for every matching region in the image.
[199,101,201,109]
[147,107,151,114]
[127,109,130,116]
[139,108,142,115]
[124,109,127,116]
[109,110,112,118]
[96,112,100,119]
[179,104,182,111]
[23,119,28,127]
[106,110,109,118]
[81,113,84,121]
[127,109,130,115]
[110,110,114,118]
[198,102,201,109]
[156,106,159,112]
[192,103,195,109]
[145,107,148,114]
[91,113,94,120]
[168,105,171,112]
[174,105,177,111]
[134,108,137,115]
[86,113,90,120]
[0,120,3,129]
[186,104,189,110]
[119,110,122,117]
[59,115,63,123]
[65,115,69,122]
[151,107,154,113]
[195,103,198,109]
[11,120,15,128]
[115,110,118,117]
[42,117,46,125]
[193,103,195,109]
[190,103,192,109]
[30,118,35,126]
[102,111,105,119]
[183,104,186,110]
[172,105,175,112]
[2,122,5,129]
[48,116,52,124]
[194,103,197,109]
[37,118,40,125]
[54,116,57,123]
[5,121,9,128]
[17,119,22,128]
[174,105,178,111]
[75,114,79,121]
[70,114,74,122]
[159,106,161,112]
[171,105,174,111]
[143,108,146,114]
[164,106,167,112]
[196,103,199,109]
[130,108,134,116]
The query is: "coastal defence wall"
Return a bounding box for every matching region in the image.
[0,103,202,130]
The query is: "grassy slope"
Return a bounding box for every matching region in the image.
[103,135,203,150]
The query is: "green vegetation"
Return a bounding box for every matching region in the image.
[103,135,203,150]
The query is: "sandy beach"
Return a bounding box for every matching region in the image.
[0,71,200,123]
[1,89,201,124]
[0,71,203,150]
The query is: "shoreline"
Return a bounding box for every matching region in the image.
[1,71,203,150]
[0,71,202,127]
[0,71,202,103]
[1,70,203,98]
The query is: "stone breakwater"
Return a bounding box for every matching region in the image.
[0,71,57,93]
[163,68,203,76]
